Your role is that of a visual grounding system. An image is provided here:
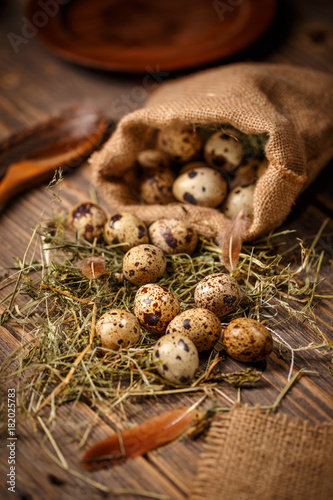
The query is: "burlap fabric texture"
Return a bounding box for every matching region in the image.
[91,63,333,240]
[190,406,333,500]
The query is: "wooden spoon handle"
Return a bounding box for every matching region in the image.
[0,159,60,207]
[0,116,108,208]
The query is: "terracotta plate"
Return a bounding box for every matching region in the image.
[28,0,277,72]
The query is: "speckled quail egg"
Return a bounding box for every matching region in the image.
[218,126,244,141]
[179,161,208,175]
[152,333,199,384]
[166,308,221,352]
[104,212,149,251]
[134,284,180,334]
[257,158,269,178]
[148,218,198,255]
[194,273,240,318]
[68,202,107,242]
[140,167,176,205]
[96,309,140,351]
[157,125,203,163]
[229,158,268,190]
[204,131,243,171]
[223,184,255,219]
[122,244,166,286]
[222,318,273,362]
[137,149,170,169]
[229,159,260,190]
[172,167,227,207]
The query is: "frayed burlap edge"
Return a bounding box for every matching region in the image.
[190,406,333,500]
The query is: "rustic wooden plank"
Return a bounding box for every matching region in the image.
[1,182,332,497]
[0,7,141,135]
[0,407,187,500]
[0,328,187,500]
[1,1,333,499]
[3,261,331,497]
[89,395,206,498]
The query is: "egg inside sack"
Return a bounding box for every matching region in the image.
[204,131,243,171]
[157,125,203,163]
[122,244,166,286]
[104,212,149,251]
[152,333,199,385]
[172,167,227,207]
[179,161,208,175]
[222,318,273,362]
[223,184,255,219]
[257,158,269,178]
[148,218,198,255]
[134,284,180,334]
[229,158,264,190]
[166,308,221,352]
[96,309,140,351]
[136,149,170,169]
[194,273,240,317]
[139,167,176,205]
[68,202,107,242]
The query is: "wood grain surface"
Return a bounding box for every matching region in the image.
[1,1,333,499]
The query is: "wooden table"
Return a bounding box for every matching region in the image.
[1,1,333,499]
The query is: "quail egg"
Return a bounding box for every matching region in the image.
[140,167,176,205]
[104,212,149,251]
[96,309,140,351]
[222,318,273,362]
[204,131,243,171]
[257,158,269,178]
[152,333,199,384]
[134,284,180,334]
[194,273,240,317]
[68,202,107,242]
[137,149,170,169]
[217,126,244,141]
[122,244,166,286]
[166,308,221,351]
[229,159,263,190]
[223,184,255,219]
[172,167,227,207]
[157,125,203,163]
[179,161,208,175]
[148,218,198,255]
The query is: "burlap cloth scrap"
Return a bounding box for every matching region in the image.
[190,406,333,500]
[91,63,333,241]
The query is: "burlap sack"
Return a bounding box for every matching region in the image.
[190,406,333,500]
[91,63,333,240]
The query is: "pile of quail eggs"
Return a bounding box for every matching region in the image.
[67,197,273,386]
[134,124,268,218]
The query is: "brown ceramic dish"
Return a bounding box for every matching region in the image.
[27,0,277,72]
